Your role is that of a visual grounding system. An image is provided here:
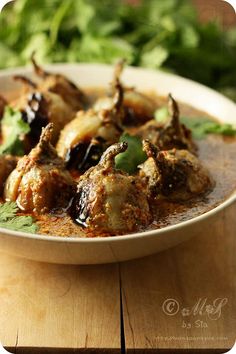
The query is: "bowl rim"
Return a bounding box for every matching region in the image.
[2,62,236,112]
[0,190,235,242]
[0,62,236,243]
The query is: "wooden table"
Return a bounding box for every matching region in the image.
[0,0,235,352]
[193,0,236,27]
[0,202,235,353]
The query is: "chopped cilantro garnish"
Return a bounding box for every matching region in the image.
[154,106,236,139]
[0,202,38,233]
[115,133,147,174]
[0,106,30,156]
[154,106,169,123]
[181,116,236,139]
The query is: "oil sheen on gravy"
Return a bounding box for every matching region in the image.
[20,90,236,237]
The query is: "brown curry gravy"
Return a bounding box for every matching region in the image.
[36,90,236,237]
[3,89,236,237]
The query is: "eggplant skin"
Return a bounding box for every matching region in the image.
[5,161,75,214]
[94,90,156,126]
[4,124,76,214]
[137,94,197,155]
[56,108,122,171]
[140,140,214,201]
[9,91,75,147]
[70,142,152,235]
[38,74,87,112]
[156,149,214,200]
[72,173,151,234]
[31,55,87,111]
[0,95,7,119]
[0,155,18,196]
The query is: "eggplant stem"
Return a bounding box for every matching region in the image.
[31,51,49,78]
[14,75,37,88]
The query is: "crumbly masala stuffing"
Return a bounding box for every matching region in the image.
[0,58,236,237]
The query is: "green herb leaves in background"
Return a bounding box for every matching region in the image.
[154,106,236,139]
[0,107,30,155]
[115,133,147,174]
[0,0,236,101]
[0,202,38,233]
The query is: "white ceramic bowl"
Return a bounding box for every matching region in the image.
[0,63,236,264]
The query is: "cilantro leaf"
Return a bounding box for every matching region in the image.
[154,106,169,123]
[0,202,38,233]
[0,106,30,155]
[0,0,236,101]
[0,201,18,220]
[154,106,236,139]
[0,216,38,233]
[181,116,236,139]
[141,46,169,69]
[115,133,147,174]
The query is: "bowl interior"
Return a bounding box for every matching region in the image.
[0,63,236,244]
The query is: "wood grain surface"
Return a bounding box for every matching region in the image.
[0,203,235,353]
[0,2,235,353]
[121,203,236,353]
[193,0,236,27]
[0,259,121,353]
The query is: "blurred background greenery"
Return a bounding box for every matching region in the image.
[0,0,236,100]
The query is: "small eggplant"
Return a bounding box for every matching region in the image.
[70,142,152,234]
[137,94,197,154]
[7,82,75,148]
[94,59,156,125]
[139,140,213,201]
[31,53,88,111]
[0,155,18,195]
[56,82,124,172]
[4,123,75,214]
